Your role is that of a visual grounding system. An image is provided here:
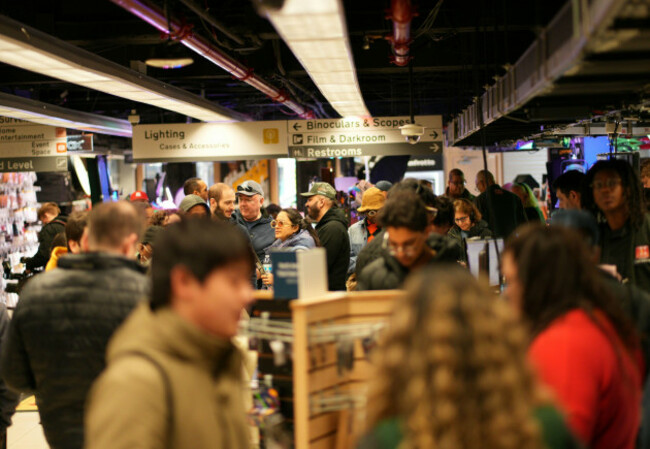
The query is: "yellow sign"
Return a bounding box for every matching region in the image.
[263,128,279,144]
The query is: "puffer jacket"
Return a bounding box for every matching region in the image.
[316,207,350,291]
[265,229,316,254]
[0,253,148,449]
[25,214,67,271]
[356,234,462,291]
[85,303,250,449]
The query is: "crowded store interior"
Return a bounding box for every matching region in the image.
[0,0,649,448]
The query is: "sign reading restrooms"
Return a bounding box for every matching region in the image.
[131,116,443,161]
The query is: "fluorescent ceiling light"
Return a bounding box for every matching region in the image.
[264,0,369,118]
[0,91,133,137]
[0,15,245,123]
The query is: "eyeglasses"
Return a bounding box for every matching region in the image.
[455,215,470,224]
[365,210,378,217]
[237,184,257,194]
[591,179,622,190]
[382,232,421,257]
[270,220,293,228]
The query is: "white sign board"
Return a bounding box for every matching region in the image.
[132,121,288,162]
[0,118,68,172]
[287,115,443,158]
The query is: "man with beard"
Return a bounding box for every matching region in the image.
[301,182,350,291]
[208,183,237,220]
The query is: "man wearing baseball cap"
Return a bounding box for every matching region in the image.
[178,194,210,217]
[348,187,385,276]
[232,180,275,277]
[129,191,149,203]
[301,182,350,291]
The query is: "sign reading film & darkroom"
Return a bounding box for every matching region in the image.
[0,117,68,172]
[287,115,443,158]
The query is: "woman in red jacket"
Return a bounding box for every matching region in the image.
[502,224,643,449]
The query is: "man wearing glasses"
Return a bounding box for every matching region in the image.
[301,182,350,291]
[356,190,456,291]
[445,168,475,201]
[232,180,275,283]
[348,187,385,276]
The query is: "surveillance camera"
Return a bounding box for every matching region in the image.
[127,109,140,126]
[400,123,425,145]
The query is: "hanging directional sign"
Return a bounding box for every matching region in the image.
[0,118,68,172]
[287,115,443,158]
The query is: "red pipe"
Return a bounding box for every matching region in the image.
[386,0,416,66]
[110,0,315,119]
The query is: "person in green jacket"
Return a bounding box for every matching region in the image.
[358,265,581,449]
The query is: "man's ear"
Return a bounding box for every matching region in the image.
[80,228,90,253]
[209,198,217,213]
[122,233,139,258]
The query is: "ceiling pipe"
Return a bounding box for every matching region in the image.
[109,0,315,119]
[386,0,416,66]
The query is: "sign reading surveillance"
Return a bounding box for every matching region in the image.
[0,118,68,172]
[287,115,443,158]
[131,115,443,162]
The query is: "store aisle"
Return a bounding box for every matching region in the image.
[8,412,49,449]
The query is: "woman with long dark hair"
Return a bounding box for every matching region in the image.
[502,224,643,449]
[261,208,320,287]
[582,159,650,291]
[360,265,580,449]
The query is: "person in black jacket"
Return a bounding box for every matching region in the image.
[0,201,149,449]
[0,303,18,449]
[23,202,67,272]
[357,191,457,291]
[474,170,527,239]
[302,182,350,291]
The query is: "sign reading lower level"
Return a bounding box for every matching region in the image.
[0,156,68,173]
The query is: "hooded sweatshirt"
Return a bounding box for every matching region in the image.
[316,207,350,291]
[85,303,250,449]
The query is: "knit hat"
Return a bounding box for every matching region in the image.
[357,187,386,212]
[179,194,210,214]
[300,182,336,200]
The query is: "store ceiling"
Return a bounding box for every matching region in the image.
[0,0,571,128]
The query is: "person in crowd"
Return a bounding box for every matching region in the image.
[265,203,282,220]
[533,188,549,220]
[132,201,155,226]
[167,212,182,225]
[356,191,456,291]
[448,199,492,263]
[552,170,585,210]
[475,170,527,238]
[208,183,236,220]
[261,208,320,287]
[65,210,89,255]
[302,182,350,291]
[178,194,210,218]
[375,180,393,195]
[129,191,149,203]
[137,225,163,266]
[512,183,545,222]
[45,232,67,271]
[348,187,385,276]
[360,265,580,449]
[1,202,149,449]
[502,225,643,449]
[85,220,254,449]
[582,159,650,292]
[0,303,18,449]
[183,177,208,202]
[445,168,475,200]
[23,202,67,272]
[354,179,461,279]
[233,180,275,266]
[150,210,168,227]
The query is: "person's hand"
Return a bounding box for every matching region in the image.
[599,264,622,281]
[261,273,274,286]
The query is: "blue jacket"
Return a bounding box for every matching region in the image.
[265,229,316,255]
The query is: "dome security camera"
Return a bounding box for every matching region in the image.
[399,123,425,145]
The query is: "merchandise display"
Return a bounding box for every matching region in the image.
[0,172,40,307]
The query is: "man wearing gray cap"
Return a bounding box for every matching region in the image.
[232,180,275,277]
[302,182,350,291]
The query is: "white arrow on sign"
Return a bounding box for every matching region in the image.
[429,143,441,152]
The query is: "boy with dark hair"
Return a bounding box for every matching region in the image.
[552,170,585,210]
[356,191,457,290]
[85,220,254,449]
